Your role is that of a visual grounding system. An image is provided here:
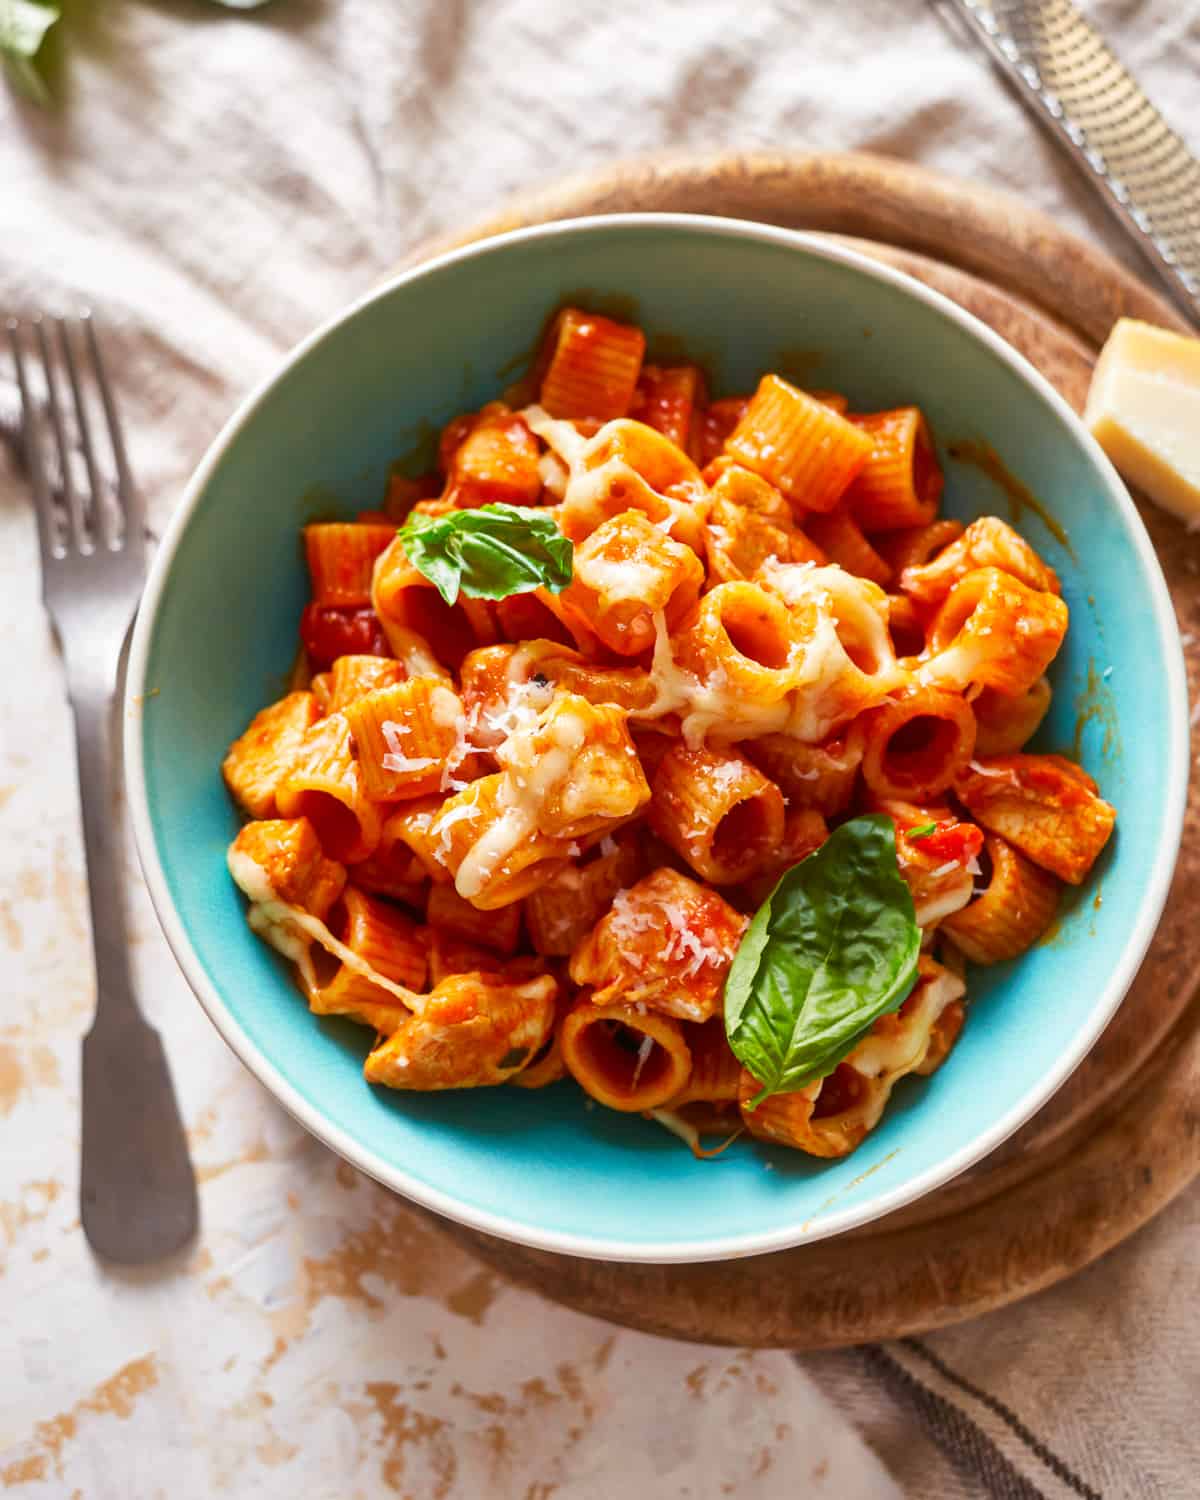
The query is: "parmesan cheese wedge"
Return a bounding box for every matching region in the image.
[1085,318,1200,524]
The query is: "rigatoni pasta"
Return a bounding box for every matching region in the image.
[222,302,1114,1164]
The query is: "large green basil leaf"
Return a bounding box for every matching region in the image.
[398,502,573,606]
[725,814,920,1106]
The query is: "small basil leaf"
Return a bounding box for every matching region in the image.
[0,0,59,103]
[907,822,937,841]
[725,814,920,1106]
[399,503,573,606]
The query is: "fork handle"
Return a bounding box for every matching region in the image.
[69,675,143,1033]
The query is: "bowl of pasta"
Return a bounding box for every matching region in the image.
[126,214,1187,1262]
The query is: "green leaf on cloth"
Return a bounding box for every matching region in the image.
[0,0,59,104]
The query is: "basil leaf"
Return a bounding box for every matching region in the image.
[0,0,58,103]
[399,503,573,606]
[725,815,920,1106]
[907,822,937,841]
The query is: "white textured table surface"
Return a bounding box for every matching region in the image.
[2,1,1198,1497]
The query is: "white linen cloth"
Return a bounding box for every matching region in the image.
[1,2,1197,1495]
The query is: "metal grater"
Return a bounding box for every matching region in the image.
[933,0,1200,327]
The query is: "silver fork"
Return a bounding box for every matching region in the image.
[8,314,197,1264]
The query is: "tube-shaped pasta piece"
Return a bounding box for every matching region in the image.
[674,581,803,704]
[305,523,397,607]
[276,714,382,864]
[457,644,552,750]
[630,364,707,452]
[327,656,407,713]
[372,535,496,671]
[311,888,428,1029]
[523,832,645,957]
[733,806,829,910]
[348,832,429,907]
[523,586,604,659]
[807,389,850,414]
[860,687,977,802]
[541,653,658,714]
[493,591,578,649]
[664,1018,743,1105]
[648,745,786,885]
[538,309,645,421]
[972,678,1053,755]
[563,510,704,656]
[845,407,943,531]
[230,817,346,921]
[569,868,747,1023]
[426,882,522,956]
[941,834,1060,963]
[380,796,454,885]
[560,997,692,1112]
[805,506,893,587]
[343,678,465,801]
[901,516,1061,605]
[757,561,908,741]
[364,972,558,1090]
[428,774,574,909]
[697,396,751,468]
[886,593,928,659]
[426,928,504,985]
[461,643,654,743]
[724,375,874,514]
[955,753,1115,884]
[876,518,963,575]
[743,729,864,815]
[222,691,319,818]
[919,568,1068,697]
[585,417,708,501]
[445,406,541,509]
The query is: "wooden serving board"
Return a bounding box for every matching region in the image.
[399,152,1200,1348]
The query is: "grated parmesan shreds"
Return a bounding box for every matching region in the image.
[630,1034,656,1090]
[931,860,959,879]
[435,800,479,859]
[380,722,438,775]
[1181,633,1196,649]
[967,759,1014,778]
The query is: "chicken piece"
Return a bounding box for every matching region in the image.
[955,754,1115,885]
[363,972,557,1090]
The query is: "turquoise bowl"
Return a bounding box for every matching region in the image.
[127,216,1187,1262]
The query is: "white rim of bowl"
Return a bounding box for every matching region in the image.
[125,212,1190,1264]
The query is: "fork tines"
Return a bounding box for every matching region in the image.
[7,314,143,562]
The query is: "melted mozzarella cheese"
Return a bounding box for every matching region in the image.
[227,848,421,1009]
[453,697,589,902]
